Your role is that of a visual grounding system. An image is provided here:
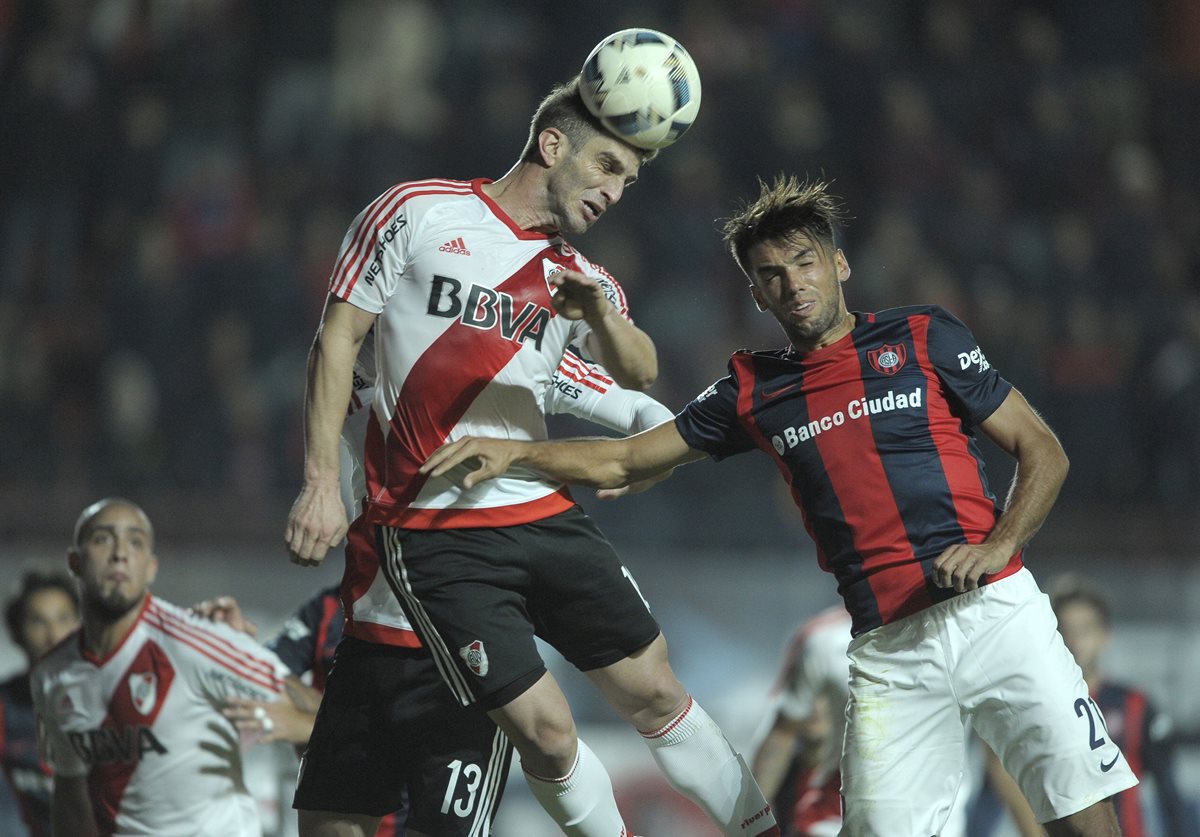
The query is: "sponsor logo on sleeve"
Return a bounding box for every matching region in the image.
[957,346,991,374]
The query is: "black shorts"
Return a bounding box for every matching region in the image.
[378,506,661,709]
[294,637,512,835]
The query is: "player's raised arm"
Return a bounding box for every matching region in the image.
[286,295,376,567]
[422,420,705,490]
[551,269,658,390]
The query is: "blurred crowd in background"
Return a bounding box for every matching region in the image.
[2,0,1199,533]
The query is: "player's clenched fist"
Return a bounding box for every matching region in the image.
[548,269,611,322]
[285,481,348,567]
[421,437,520,489]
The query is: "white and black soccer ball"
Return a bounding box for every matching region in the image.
[579,28,702,151]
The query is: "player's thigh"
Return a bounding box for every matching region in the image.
[295,639,419,819]
[523,507,661,672]
[404,682,514,837]
[841,620,967,837]
[378,524,546,710]
[961,574,1137,824]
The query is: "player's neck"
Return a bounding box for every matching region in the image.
[788,310,855,356]
[481,165,558,234]
[83,597,145,658]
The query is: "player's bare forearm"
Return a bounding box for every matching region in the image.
[585,307,658,390]
[421,421,702,490]
[752,720,803,801]
[286,297,374,566]
[981,390,1069,558]
[302,299,372,483]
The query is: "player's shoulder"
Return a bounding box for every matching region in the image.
[363,177,478,220]
[787,606,852,650]
[31,629,84,679]
[729,346,793,371]
[142,596,257,654]
[562,244,629,308]
[868,303,948,324]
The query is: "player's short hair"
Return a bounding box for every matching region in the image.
[721,175,848,277]
[1048,574,1112,628]
[520,78,657,164]
[73,497,154,550]
[4,570,80,648]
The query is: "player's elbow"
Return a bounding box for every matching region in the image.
[612,363,657,392]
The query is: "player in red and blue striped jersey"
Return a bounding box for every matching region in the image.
[1050,577,1197,837]
[422,176,1140,836]
[1,573,80,837]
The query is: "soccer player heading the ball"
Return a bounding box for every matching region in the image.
[285,31,780,837]
[423,176,1141,837]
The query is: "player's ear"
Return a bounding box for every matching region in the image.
[836,249,851,284]
[66,549,80,577]
[146,554,159,586]
[537,128,568,168]
[748,282,769,313]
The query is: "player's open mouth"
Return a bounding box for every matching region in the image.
[582,200,603,221]
[791,301,815,315]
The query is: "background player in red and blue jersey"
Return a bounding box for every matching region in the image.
[1,572,79,837]
[423,175,1140,836]
[1049,576,1198,837]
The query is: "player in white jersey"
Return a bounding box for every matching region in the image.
[286,78,779,837]
[31,498,291,837]
[201,346,677,836]
[752,608,975,837]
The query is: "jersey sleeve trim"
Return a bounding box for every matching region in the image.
[145,604,284,693]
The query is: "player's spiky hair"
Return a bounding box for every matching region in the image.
[721,175,848,277]
[1048,574,1112,628]
[520,77,658,164]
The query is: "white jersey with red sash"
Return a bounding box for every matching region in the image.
[31,595,288,836]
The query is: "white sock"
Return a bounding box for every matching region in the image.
[640,696,778,837]
[523,738,629,837]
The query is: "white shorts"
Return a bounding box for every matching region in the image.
[840,568,1138,835]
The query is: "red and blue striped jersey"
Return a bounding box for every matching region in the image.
[0,673,51,836]
[1092,681,1193,837]
[676,305,1021,636]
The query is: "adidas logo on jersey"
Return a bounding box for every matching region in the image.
[439,237,471,256]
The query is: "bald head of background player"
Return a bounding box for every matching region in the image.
[68,497,158,657]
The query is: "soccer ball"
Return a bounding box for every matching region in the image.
[579,28,702,151]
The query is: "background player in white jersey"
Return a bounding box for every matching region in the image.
[32,498,292,837]
[752,607,974,837]
[285,76,778,837]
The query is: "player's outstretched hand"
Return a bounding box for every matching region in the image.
[190,595,257,637]
[932,542,1012,592]
[420,437,518,489]
[285,481,348,567]
[549,269,611,323]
